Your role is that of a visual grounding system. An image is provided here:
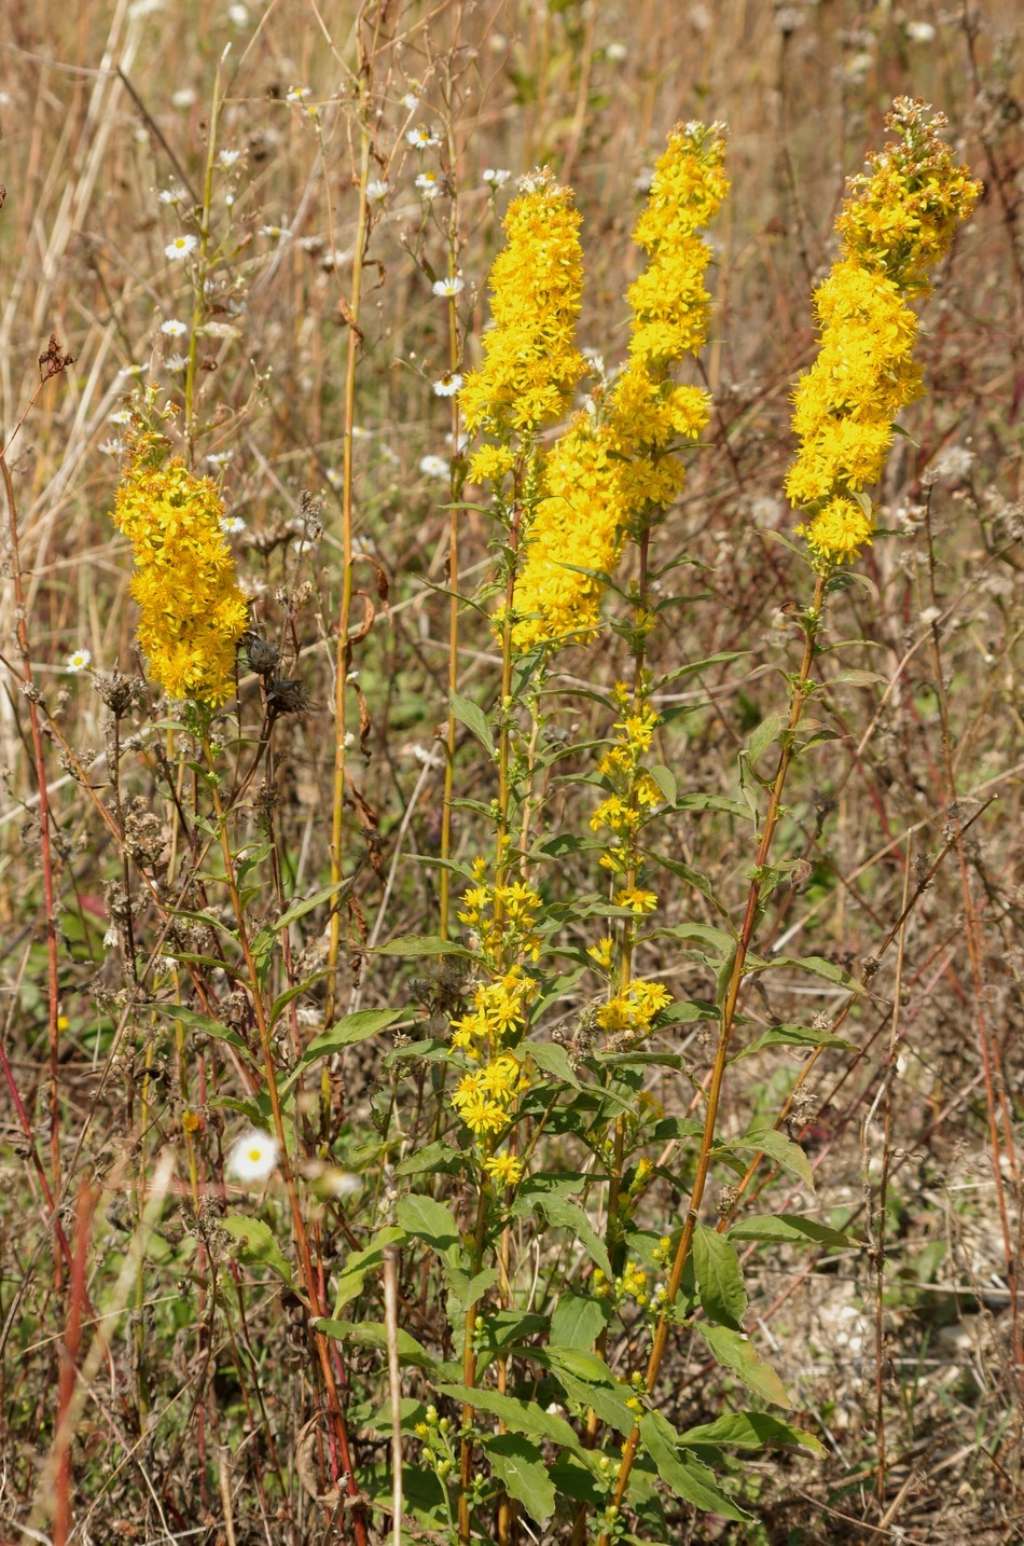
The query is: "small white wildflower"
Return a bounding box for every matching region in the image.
[405,741,442,768]
[259,222,292,240]
[206,451,233,468]
[606,41,628,61]
[343,730,355,748]
[320,247,352,270]
[919,606,942,627]
[432,274,464,298]
[165,233,198,261]
[406,124,441,150]
[218,148,242,168]
[323,1168,362,1199]
[906,20,936,42]
[228,2,248,23]
[634,166,654,193]
[198,320,239,339]
[66,648,92,673]
[158,185,186,206]
[221,515,246,535]
[226,1129,280,1184]
[346,669,360,683]
[433,371,463,397]
[224,192,236,207]
[482,167,511,188]
[419,453,450,479]
[401,91,420,111]
[299,234,325,253]
[366,178,389,203]
[285,85,311,104]
[109,409,133,426]
[172,87,196,108]
[118,363,146,379]
[165,353,189,372]
[99,437,126,456]
[415,171,441,199]
[160,318,188,337]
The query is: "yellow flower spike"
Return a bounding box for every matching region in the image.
[112,431,247,704]
[459,170,586,439]
[510,123,728,652]
[787,99,979,572]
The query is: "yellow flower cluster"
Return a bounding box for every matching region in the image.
[510,123,728,651]
[596,977,673,1037]
[459,171,586,437]
[787,99,979,569]
[113,432,247,704]
[449,859,541,1158]
[593,1260,651,1307]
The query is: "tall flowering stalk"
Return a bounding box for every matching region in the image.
[596,100,979,1544]
[454,168,585,1543]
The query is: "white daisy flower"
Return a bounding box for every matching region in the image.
[172,87,196,109]
[118,363,146,378]
[406,124,440,150]
[482,168,511,188]
[432,372,463,397]
[206,451,233,468]
[366,178,389,203]
[165,353,189,371]
[226,1129,280,1184]
[160,318,188,337]
[401,91,420,111]
[99,437,126,456]
[259,222,292,240]
[285,85,310,104]
[220,515,246,535]
[415,171,441,199]
[109,409,133,426]
[66,648,92,673]
[432,274,464,298]
[419,453,450,479]
[165,233,198,261]
[218,148,242,168]
[158,186,186,205]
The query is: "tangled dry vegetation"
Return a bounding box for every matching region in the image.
[2,2,1024,1543]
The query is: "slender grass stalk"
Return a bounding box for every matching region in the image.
[184,49,227,465]
[324,114,371,1036]
[438,117,463,943]
[597,574,825,1542]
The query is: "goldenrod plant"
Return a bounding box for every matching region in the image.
[7,10,1015,1541]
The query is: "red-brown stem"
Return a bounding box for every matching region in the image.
[597,575,824,1542]
[2,450,63,1285]
[53,1182,96,1546]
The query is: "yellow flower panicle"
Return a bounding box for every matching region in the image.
[788,99,979,569]
[459,170,586,438]
[113,432,247,704]
[449,859,542,1155]
[510,123,728,651]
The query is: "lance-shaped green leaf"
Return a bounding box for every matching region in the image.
[482,1434,555,1523]
[639,1411,750,1521]
[692,1222,747,1329]
[696,1322,791,1408]
[679,1409,824,1455]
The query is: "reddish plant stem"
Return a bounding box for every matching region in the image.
[53,1182,96,1546]
[2,450,63,1284]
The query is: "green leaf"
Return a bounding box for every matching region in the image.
[451,691,495,755]
[147,1003,252,1057]
[747,709,788,769]
[439,1384,582,1453]
[728,1213,854,1249]
[550,1291,606,1351]
[374,934,472,958]
[528,1041,583,1090]
[299,1008,406,1064]
[764,953,862,991]
[524,1196,611,1279]
[536,1349,636,1436]
[679,1410,824,1455]
[332,1227,405,1313]
[221,1214,293,1287]
[275,880,347,933]
[269,971,327,1026]
[639,1412,750,1521]
[649,764,677,805]
[733,1022,855,1059]
[396,1193,461,1254]
[314,1318,437,1370]
[695,1322,791,1408]
[662,921,735,955]
[445,1266,498,1314]
[692,1223,747,1329]
[482,1434,555,1524]
[721,1127,814,1190]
